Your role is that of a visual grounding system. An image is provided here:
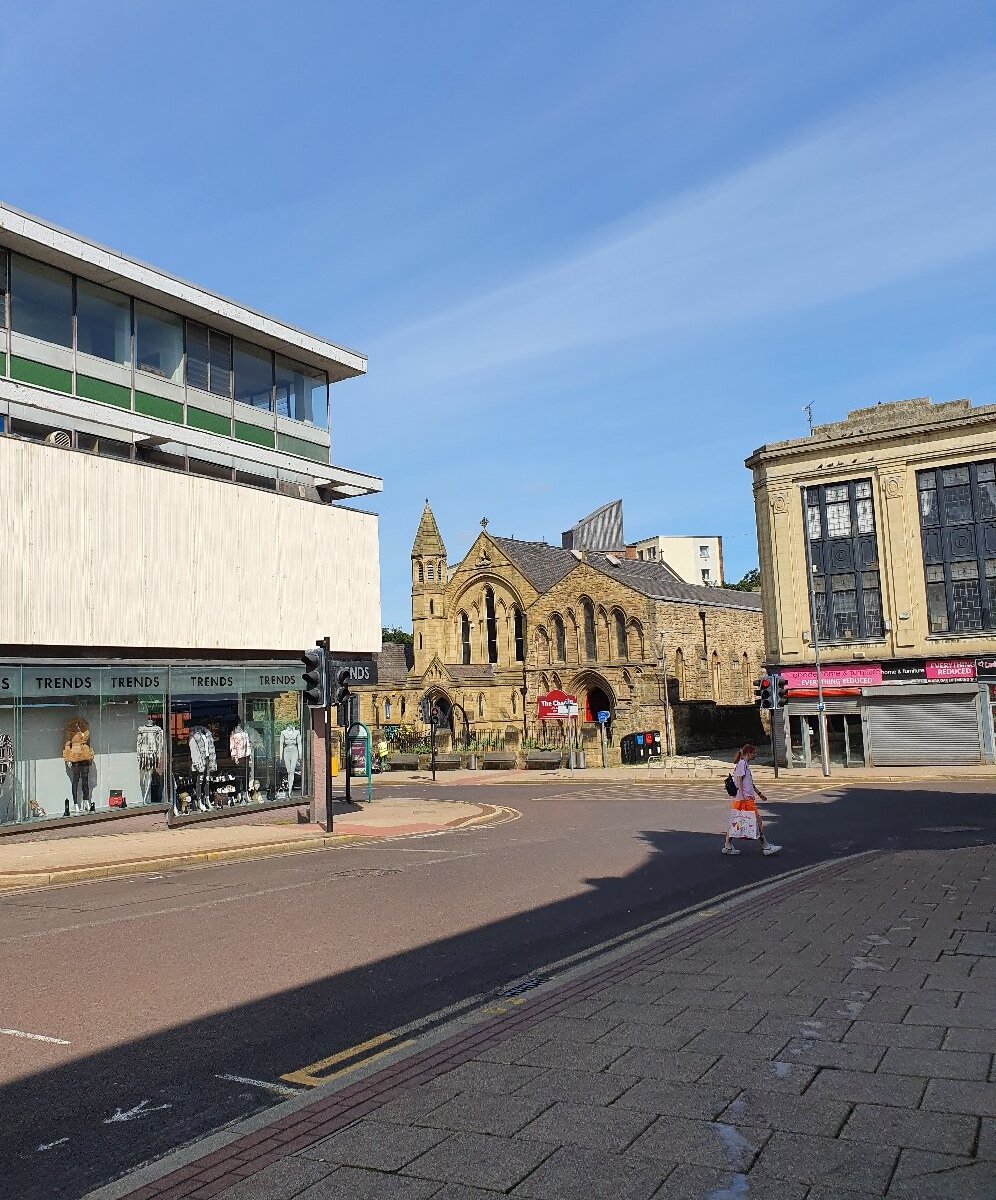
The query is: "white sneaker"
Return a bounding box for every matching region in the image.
[762,843,782,856]
[722,845,741,855]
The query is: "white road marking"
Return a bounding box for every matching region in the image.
[0,1026,70,1045]
[103,1099,172,1123]
[37,1138,69,1151]
[217,1073,305,1098]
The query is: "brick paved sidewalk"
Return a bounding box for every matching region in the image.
[97,845,996,1200]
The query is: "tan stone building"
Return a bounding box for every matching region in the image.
[748,397,996,768]
[358,503,765,765]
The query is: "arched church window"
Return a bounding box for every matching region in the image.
[429,600,434,615]
[675,648,685,699]
[400,697,406,718]
[484,588,498,664]
[477,693,485,718]
[614,609,627,658]
[511,691,517,715]
[513,608,525,662]
[582,599,597,661]
[552,614,566,662]
[418,633,423,650]
[427,564,435,581]
[418,562,424,583]
[460,612,471,665]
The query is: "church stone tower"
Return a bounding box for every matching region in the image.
[411,501,448,674]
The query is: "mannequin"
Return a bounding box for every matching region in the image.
[187,726,217,810]
[229,720,252,803]
[63,719,95,813]
[136,716,165,806]
[278,723,301,797]
[0,731,12,792]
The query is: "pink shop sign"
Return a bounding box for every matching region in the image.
[781,665,883,689]
[925,659,976,681]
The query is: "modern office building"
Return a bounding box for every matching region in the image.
[0,204,381,833]
[748,397,996,768]
[628,535,725,587]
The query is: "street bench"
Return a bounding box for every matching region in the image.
[525,750,563,769]
[433,753,461,770]
[386,753,420,770]
[481,752,517,770]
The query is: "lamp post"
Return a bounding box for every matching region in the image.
[801,484,831,777]
[656,630,674,758]
[520,664,528,741]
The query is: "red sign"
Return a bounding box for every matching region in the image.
[781,665,883,690]
[925,659,976,682]
[536,690,579,720]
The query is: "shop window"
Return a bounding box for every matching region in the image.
[76,279,131,364]
[135,300,183,384]
[918,461,996,633]
[186,321,233,398]
[10,254,73,347]
[804,478,883,642]
[0,666,169,825]
[275,355,328,427]
[234,339,274,411]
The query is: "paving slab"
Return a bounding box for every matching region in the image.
[294,1166,440,1200]
[921,1078,996,1117]
[519,1101,654,1153]
[749,1129,899,1192]
[509,1145,672,1200]
[878,1045,991,1080]
[717,1089,851,1136]
[402,1131,557,1192]
[299,1120,448,1171]
[626,1115,770,1171]
[653,1163,807,1199]
[839,1102,977,1155]
[887,1148,996,1200]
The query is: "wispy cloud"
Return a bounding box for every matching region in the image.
[370,63,996,387]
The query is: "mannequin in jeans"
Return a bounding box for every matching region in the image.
[63,719,95,813]
[279,723,301,796]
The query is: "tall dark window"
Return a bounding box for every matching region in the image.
[804,479,883,642]
[484,588,498,664]
[552,614,566,662]
[460,612,471,664]
[581,599,597,661]
[917,460,996,634]
[11,255,72,347]
[513,608,525,662]
[613,609,627,658]
[187,321,232,397]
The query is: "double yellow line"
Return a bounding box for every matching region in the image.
[281,1032,414,1089]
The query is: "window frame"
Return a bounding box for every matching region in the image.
[917,459,996,635]
[803,478,884,644]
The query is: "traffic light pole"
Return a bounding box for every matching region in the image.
[322,635,334,832]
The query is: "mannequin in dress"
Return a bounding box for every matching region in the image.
[136,716,165,805]
[188,726,217,810]
[63,718,95,813]
[278,723,301,797]
[229,720,252,803]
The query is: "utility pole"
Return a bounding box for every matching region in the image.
[656,630,674,757]
[801,485,831,777]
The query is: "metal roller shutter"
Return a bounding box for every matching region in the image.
[867,696,983,766]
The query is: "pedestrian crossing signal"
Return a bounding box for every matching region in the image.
[758,676,774,710]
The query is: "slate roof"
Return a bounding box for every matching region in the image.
[375,641,414,684]
[444,664,496,682]
[491,536,761,611]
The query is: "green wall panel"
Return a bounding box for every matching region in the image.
[10,356,72,394]
[187,405,231,436]
[234,420,276,449]
[0,352,5,376]
[135,390,183,424]
[76,374,131,409]
[277,432,328,463]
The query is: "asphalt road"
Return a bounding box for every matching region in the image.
[1,777,993,1199]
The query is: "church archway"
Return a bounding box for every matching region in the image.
[570,671,616,725]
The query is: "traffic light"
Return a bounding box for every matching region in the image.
[758,675,774,710]
[302,644,328,708]
[334,668,352,726]
[776,675,789,708]
[753,677,764,704]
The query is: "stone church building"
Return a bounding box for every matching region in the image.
[357,502,765,763]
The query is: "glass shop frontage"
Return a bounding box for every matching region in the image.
[0,663,309,830]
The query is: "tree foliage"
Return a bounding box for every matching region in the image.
[382,626,413,646]
[723,567,761,592]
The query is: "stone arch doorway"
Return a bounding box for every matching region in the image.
[421,688,453,735]
[571,671,616,729]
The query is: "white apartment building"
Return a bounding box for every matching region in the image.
[628,535,724,586]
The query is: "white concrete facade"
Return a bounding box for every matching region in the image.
[629,535,724,586]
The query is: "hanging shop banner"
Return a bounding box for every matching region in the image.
[925,659,976,682]
[244,666,305,694]
[536,690,579,720]
[169,667,245,696]
[781,665,883,690]
[976,657,996,681]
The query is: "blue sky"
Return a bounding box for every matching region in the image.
[3,1,995,626]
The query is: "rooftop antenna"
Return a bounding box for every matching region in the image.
[804,403,814,435]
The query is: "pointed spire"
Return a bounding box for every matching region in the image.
[412,501,446,557]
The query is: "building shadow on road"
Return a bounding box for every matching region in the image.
[3,783,995,1199]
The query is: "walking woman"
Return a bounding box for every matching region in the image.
[723,743,781,856]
